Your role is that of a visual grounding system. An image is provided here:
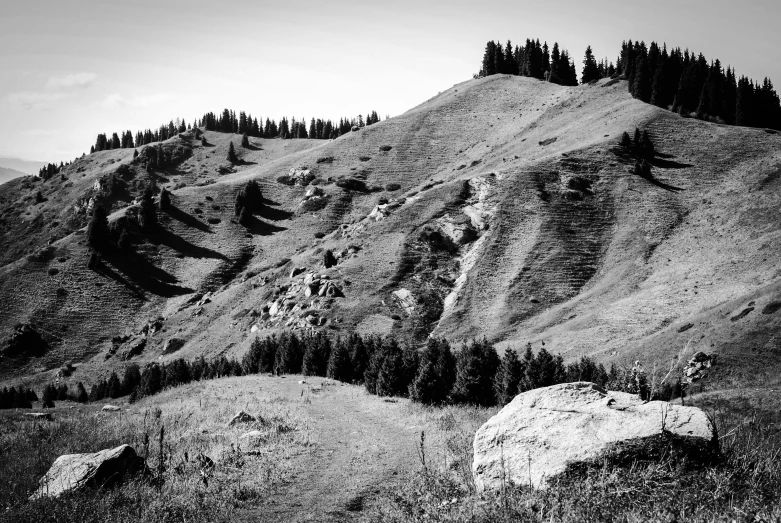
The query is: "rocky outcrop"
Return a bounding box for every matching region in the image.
[473,382,715,491]
[31,444,145,499]
[683,351,714,383]
[162,338,185,355]
[392,289,416,315]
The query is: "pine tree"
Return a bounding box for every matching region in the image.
[159,188,171,210]
[138,187,157,231]
[494,348,523,406]
[88,205,110,250]
[227,141,238,163]
[326,339,352,382]
[581,45,600,84]
[41,384,56,408]
[409,338,455,404]
[75,382,88,403]
[107,371,122,399]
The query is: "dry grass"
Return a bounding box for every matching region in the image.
[0,376,314,523]
[367,399,781,523]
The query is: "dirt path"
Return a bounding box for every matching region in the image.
[239,377,423,522]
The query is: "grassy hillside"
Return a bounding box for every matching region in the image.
[0,75,780,396]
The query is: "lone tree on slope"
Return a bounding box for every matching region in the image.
[227,141,238,163]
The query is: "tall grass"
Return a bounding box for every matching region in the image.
[0,377,310,523]
[370,402,781,522]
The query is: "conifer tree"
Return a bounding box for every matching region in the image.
[326,339,352,383]
[494,347,523,405]
[88,205,110,250]
[75,382,88,403]
[138,187,157,231]
[581,45,600,84]
[159,188,171,210]
[227,141,238,163]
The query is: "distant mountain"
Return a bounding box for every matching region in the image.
[0,157,45,176]
[0,166,27,185]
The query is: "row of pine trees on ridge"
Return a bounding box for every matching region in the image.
[479,38,781,130]
[20,331,678,411]
[89,109,382,154]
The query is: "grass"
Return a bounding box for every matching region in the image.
[0,377,313,523]
[3,376,781,522]
[369,398,781,523]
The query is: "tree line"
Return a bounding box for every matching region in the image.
[31,331,681,410]
[86,108,383,158]
[478,38,781,130]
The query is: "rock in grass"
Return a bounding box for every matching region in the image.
[101,405,121,412]
[227,410,256,426]
[31,444,144,499]
[472,382,715,491]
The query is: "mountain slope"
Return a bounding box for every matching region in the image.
[0,157,45,176]
[0,167,26,185]
[1,75,780,392]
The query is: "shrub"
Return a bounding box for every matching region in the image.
[87,205,110,250]
[276,175,294,185]
[385,183,401,192]
[619,131,632,148]
[241,133,250,148]
[138,187,157,230]
[323,249,336,268]
[238,207,251,227]
[300,197,328,213]
[314,231,325,239]
[159,188,171,210]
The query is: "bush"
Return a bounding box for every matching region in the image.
[87,205,110,250]
[323,249,336,268]
[241,133,250,148]
[159,188,171,210]
[138,187,157,231]
[385,183,401,192]
[300,197,328,213]
[276,175,294,185]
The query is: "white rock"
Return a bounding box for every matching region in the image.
[392,288,416,315]
[101,405,121,412]
[31,444,143,499]
[250,324,259,333]
[473,382,714,491]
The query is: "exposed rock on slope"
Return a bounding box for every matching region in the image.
[1,75,781,389]
[472,382,715,491]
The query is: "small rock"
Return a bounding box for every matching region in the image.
[227,411,256,426]
[240,430,265,440]
[250,324,259,333]
[102,405,121,412]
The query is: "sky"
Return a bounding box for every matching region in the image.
[1,0,779,163]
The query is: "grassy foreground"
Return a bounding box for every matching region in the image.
[1,377,780,522]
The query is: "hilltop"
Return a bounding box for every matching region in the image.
[0,74,780,393]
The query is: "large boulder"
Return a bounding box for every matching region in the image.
[473,382,715,491]
[31,444,144,499]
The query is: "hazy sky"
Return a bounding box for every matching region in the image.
[1,0,779,163]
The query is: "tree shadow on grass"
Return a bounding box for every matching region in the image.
[153,229,227,260]
[650,157,694,169]
[638,173,685,192]
[257,202,293,221]
[244,215,287,236]
[165,206,213,233]
[101,251,193,298]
